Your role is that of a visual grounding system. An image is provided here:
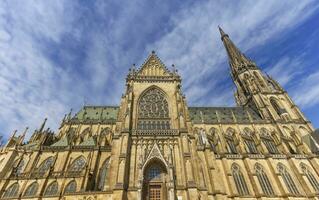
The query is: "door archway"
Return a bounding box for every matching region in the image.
[142,159,168,200]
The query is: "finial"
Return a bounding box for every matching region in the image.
[39,118,47,132]
[67,108,72,120]
[151,50,155,54]
[22,127,29,137]
[218,25,228,40]
[11,130,17,138]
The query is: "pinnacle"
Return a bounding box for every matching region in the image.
[218,25,228,40]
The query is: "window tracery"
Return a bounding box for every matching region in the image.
[255,164,274,196]
[300,163,319,192]
[68,156,86,172]
[14,159,25,175]
[242,128,258,154]
[260,128,279,154]
[24,182,38,197]
[277,163,299,195]
[225,128,237,154]
[38,157,54,174]
[138,88,170,130]
[232,164,249,195]
[98,158,110,191]
[3,183,19,198]
[44,181,58,196]
[208,128,219,153]
[64,181,76,194]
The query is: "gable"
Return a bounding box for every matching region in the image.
[137,52,172,77]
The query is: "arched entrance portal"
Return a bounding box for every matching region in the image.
[142,160,167,200]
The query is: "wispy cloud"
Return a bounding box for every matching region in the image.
[0,0,318,141]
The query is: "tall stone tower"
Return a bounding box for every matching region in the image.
[0,28,318,200]
[219,27,315,148]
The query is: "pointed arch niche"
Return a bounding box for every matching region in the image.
[142,158,168,200]
[137,86,170,130]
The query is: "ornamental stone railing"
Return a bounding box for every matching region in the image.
[131,129,179,136]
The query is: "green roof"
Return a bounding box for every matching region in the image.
[188,107,264,124]
[69,106,263,124]
[71,106,119,123]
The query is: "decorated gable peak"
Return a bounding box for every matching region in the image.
[127,51,181,82]
[137,51,172,76]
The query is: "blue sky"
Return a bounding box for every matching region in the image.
[0,0,319,142]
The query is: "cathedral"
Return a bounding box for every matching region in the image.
[1,27,319,200]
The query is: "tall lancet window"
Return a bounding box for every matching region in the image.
[68,156,86,172]
[138,87,170,130]
[3,183,19,198]
[260,128,279,154]
[225,128,238,154]
[300,163,319,192]
[277,163,299,195]
[232,164,249,195]
[242,128,258,154]
[255,164,274,196]
[38,157,54,175]
[98,158,110,191]
[24,182,38,197]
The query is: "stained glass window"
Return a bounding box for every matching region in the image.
[38,157,54,174]
[300,163,319,192]
[232,164,249,195]
[24,182,38,197]
[138,88,170,130]
[44,181,58,196]
[242,128,258,154]
[148,166,161,180]
[68,156,86,172]
[64,181,76,194]
[98,158,110,191]
[225,128,237,154]
[255,164,274,195]
[277,163,299,195]
[260,128,279,154]
[14,159,25,175]
[3,183,19,198]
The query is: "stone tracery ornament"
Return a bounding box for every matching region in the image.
[138,88,169,118]
[138,87,170,130]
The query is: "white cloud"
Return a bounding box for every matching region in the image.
[0,0,318,141]
[292,71,319,107]
[148,1,319,105]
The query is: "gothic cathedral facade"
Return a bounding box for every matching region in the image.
[0,28,319,200]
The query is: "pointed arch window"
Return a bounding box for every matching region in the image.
[300,163,319,192]
[14,159,25,175]
[243,128,258,154]
[208,128,220,153]
[98,158,110,191]
[260,128,279,154]
[99,128,111,146]
[277,163,299,195]
[68,156,86,172]
[255,164,274,196]
[253,71,266,88]
[138,87,170,130]
[38,157,54,174]
[64,181,76,194]
[232,164,249,195]
[270,98,286,116]
[225,129,237,154]
[44,181,58,196]
[23,182,38,197]
[2,183,19,198]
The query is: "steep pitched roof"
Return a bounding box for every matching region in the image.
[188,107,264,124]
[136,51,172,76]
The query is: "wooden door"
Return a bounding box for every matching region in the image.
[149,185,161,200]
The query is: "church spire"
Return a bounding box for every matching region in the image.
[218,26,256,76]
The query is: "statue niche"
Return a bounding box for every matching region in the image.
[137,87,170,130]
